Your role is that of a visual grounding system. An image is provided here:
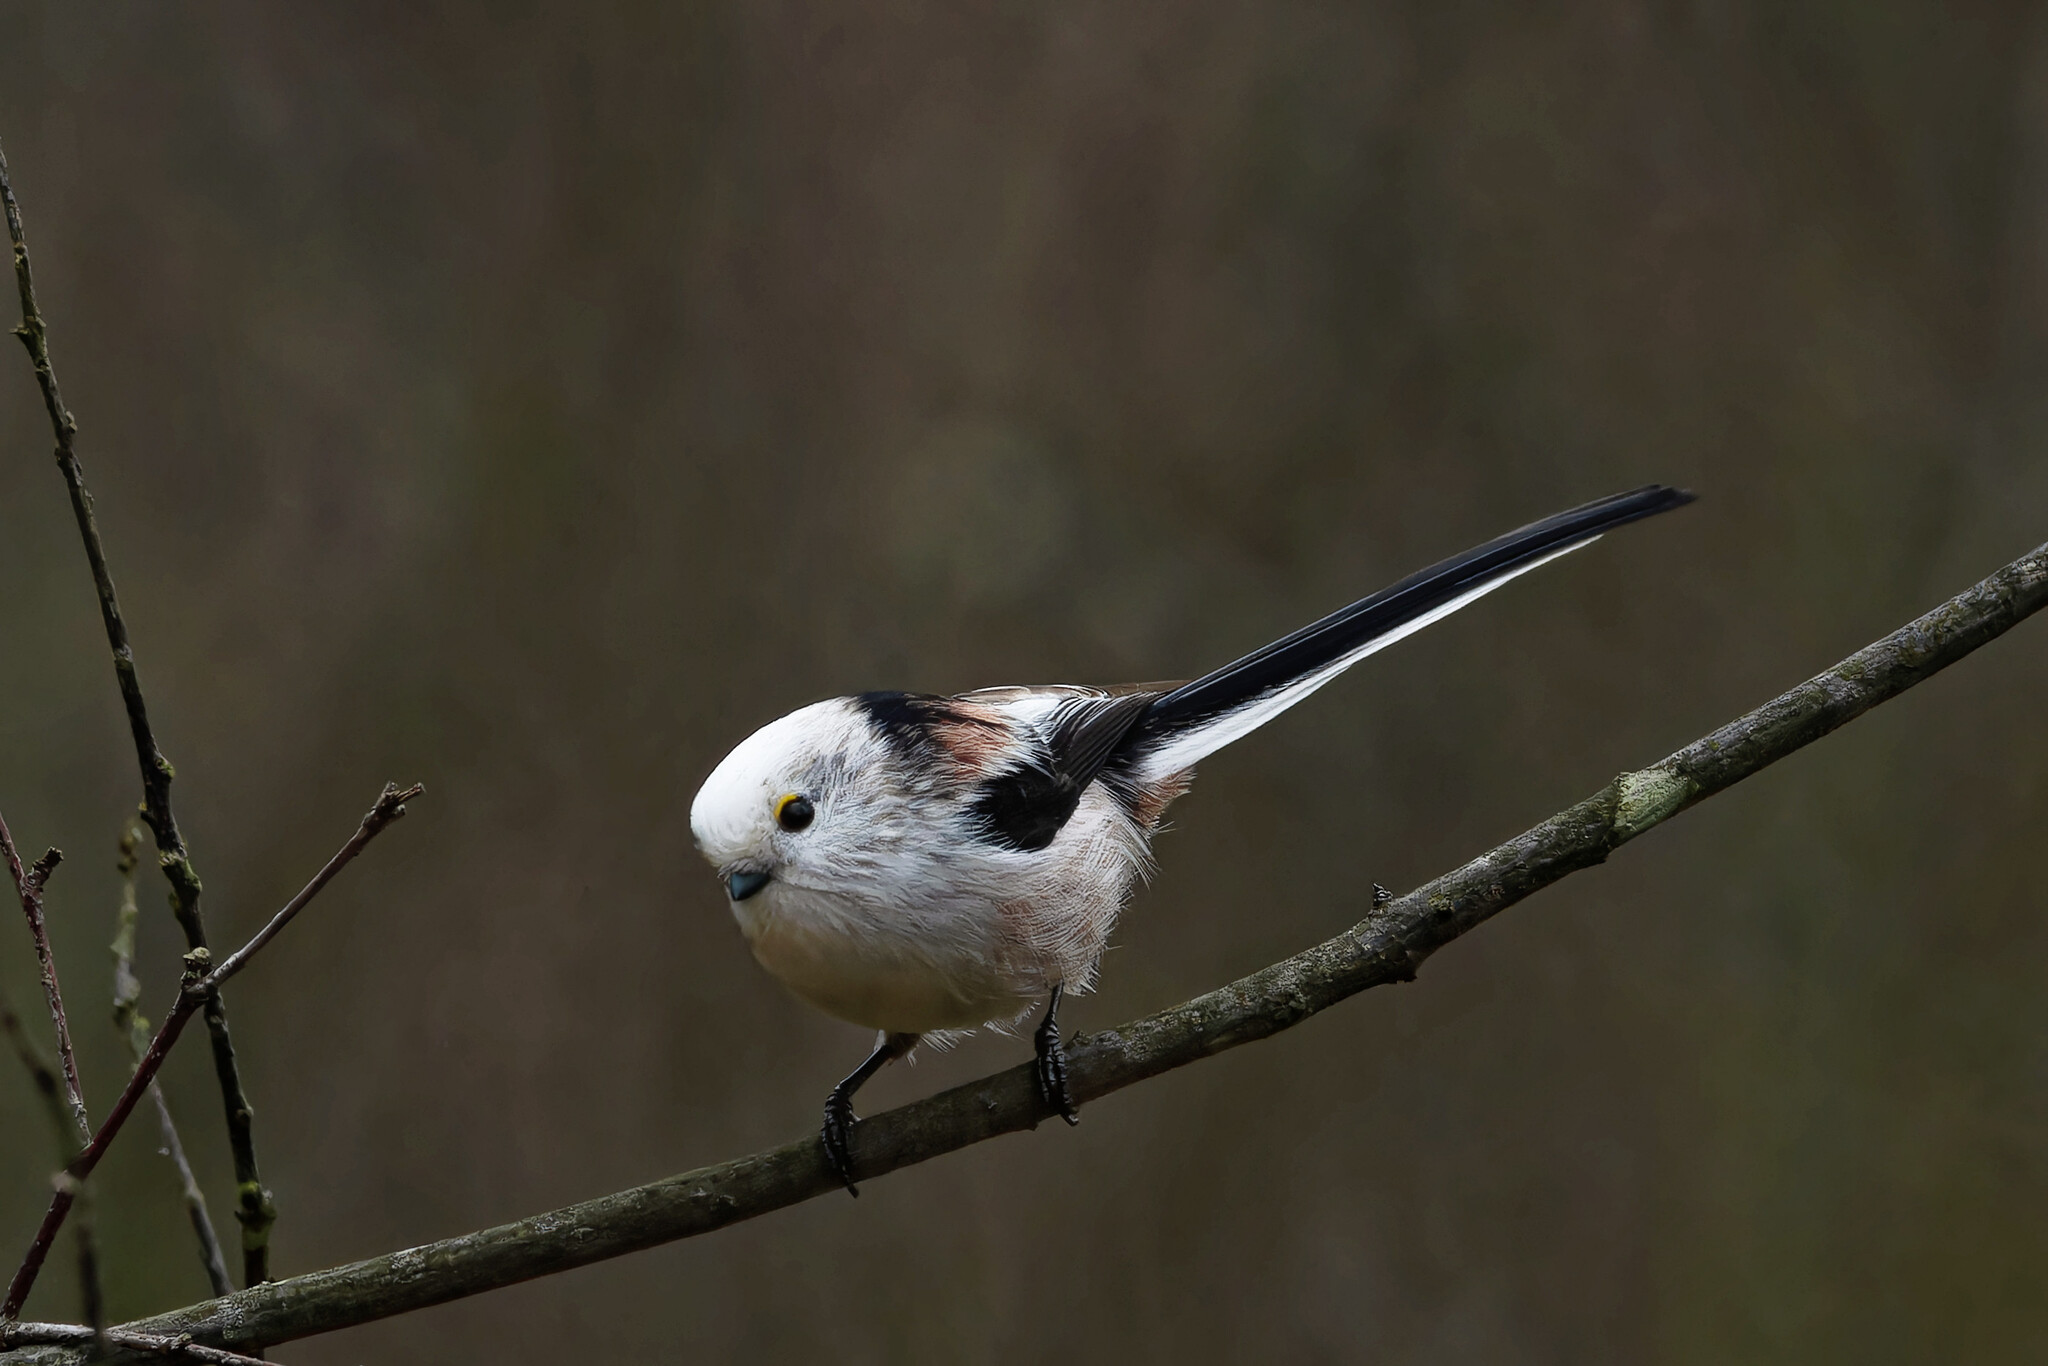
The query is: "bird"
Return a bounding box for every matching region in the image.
[690,484,1695,1192]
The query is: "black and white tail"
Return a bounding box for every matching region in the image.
[1123,485,1695,782]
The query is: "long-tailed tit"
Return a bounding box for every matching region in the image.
[692,485,1694,1191]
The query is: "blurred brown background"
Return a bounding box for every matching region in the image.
[2,3,2046,1362]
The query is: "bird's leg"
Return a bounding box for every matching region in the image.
[1034,984,1080,1126]
[821,1031,919,1197]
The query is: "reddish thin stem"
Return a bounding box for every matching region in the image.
[209,783,423,985]
[3,132,279,1288]
[1,783,421,1322]
[115,825,236,1299]
[0,813,87,1143]
[2,1000,197,1318]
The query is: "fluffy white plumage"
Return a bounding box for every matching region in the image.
[687,485,1695,1186]
[691,692,1168,1035]
[694,490,1694,1031]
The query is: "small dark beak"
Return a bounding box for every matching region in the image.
[726,869,772,902]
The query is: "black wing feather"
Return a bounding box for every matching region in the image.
[1137,484,1695,736]
[954,484,1694,850]
[969,692,1158,851]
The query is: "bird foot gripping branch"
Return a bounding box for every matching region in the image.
[688,487,1695,1184]
[4,539,2042,1361]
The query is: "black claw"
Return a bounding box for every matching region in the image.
[1034,986,1081,1125]
[821,1087,861,1197]
[818,1031,917,1198]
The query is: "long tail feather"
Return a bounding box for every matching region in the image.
[1125,484,1695,781]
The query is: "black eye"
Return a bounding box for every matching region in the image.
[774,793,815,832]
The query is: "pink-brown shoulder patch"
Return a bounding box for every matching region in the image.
[928,702,1013,776]
[1130,770,1194,830]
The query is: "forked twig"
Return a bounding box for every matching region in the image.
[0,133,276,1286]
[0,820,85,1140]
[0,785,423,1322]
[3,542,2038,1364]
[112,828,233,1300]
[0,811,108,1319]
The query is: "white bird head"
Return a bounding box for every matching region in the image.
[688,699,870,903]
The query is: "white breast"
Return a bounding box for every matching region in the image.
[733,783,1153,1035]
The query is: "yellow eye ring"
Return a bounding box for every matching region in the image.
[774,792,815,833]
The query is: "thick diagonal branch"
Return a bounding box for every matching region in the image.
[0,1323,271,1366]
[0,138,275,1286]
[5,540,2036,1365]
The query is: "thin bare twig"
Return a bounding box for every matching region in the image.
[0,818,85,1138]
[113,828,233,1301]
[0,542,2035,1364]
[0,986,70,1146]
[0,1323,272,1366]
[0,817,107,1323]
[0,135,275,1286]
[0,988,102,1329]
[207,784,422,982]
[0,784,423,1323]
